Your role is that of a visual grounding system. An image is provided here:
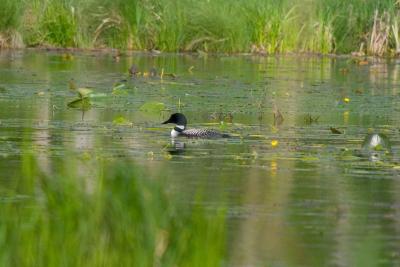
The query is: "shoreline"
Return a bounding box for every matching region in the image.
[1,47,399,60]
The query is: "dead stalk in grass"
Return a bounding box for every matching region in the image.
[93,13,122,44]
[392,13,400,54]
[368,10,390,56]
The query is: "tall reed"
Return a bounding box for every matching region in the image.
[0,0,399,55]
[0,0,24,48]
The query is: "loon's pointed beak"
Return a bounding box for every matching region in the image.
[162,118,171,124]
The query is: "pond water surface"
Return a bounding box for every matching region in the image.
[1,50,400,266]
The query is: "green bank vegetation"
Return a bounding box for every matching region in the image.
[1,0,400,55]
[0,154,226,266]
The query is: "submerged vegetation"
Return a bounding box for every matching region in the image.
[1,0,400,55]
[0,154,226,266]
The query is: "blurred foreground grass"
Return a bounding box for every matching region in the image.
[0,153,226,266]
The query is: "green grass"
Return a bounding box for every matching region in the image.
[0,0,24,47]
[0,0,400,55]
[0,0,23,31]
[0,153,226,266]
[317,0,398,54]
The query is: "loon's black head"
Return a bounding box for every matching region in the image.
[162,113,187,127]
[162,113,188,138]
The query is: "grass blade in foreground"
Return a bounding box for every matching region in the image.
[0,156,226,267]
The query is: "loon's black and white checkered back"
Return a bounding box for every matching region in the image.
[181,128,223,138]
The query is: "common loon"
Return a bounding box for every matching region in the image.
[162,113,228,138]
[354,133,391,161]
[362,133,391,151]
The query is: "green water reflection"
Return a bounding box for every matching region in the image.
[1,50,400,266]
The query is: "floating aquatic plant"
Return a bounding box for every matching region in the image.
[112,83,128,95]
[67,97,91,110]
[139,101,167,113]
[67,88,93,110]
[330,127,343,134]
[304,114,320,125]
[113,116,132,126]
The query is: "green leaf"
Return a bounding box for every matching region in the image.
[110,83,128,96]
[89,93,107,98]
[219,121,228,131]
[139,102,166,113]
[113,116,132,126]
[77,88,93,98]
[112,86,128,96]
[67,98,92,110]
[112,84,126,90]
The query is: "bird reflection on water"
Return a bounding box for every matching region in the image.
[166,139,186,155]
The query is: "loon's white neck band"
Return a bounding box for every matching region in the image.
[171,125,185,138]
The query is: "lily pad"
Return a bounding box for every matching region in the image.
[67,98,91,110]
[139,102,166,113]
[111,84,128,95]
[89,93,108,99]
[219,122,228,131]
[113,89,128,96]
[112,90,128,96]
[113,116,132,126]
[77,88,93,98]
[113,84,125,90]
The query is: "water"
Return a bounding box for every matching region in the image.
[1,50,400,266]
